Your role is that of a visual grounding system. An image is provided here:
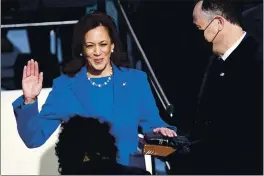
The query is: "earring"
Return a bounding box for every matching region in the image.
[111,49,114,53]
[80,53,83,56]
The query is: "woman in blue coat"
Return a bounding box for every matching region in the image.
[12,11,177,168]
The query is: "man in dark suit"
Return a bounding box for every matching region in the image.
[242,2,263,45]
[170,0,263,174]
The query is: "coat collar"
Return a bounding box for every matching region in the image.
[68,64,130,114]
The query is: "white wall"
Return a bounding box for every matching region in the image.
[1,88,61,175]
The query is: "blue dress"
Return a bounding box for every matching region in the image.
[12,65,177,166]
[85,76,114,119]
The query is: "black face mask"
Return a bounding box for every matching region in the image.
[206,40,214,51]
[196,31,213,52]
[200,34,221,55]
[200,18,220,46]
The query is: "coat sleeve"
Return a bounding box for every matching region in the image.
[12,80,63,148]
[138,72,177,134]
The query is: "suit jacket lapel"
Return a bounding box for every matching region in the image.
[197,54,217,105]
[68,66,92,114]
[68,65,130,115]
[112,65,129,116]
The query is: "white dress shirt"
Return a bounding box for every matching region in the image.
[220,31,247,61]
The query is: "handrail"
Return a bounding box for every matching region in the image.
[1,20,78,28]
[115,0,174,117]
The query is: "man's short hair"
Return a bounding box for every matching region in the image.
[198,0,243,26]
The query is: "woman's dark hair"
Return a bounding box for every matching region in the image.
[55,115,118,174]
[63,11,130,76]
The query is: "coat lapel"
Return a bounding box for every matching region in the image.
[68,66,92,114]
[68,65,130,115]
[112,65,129,110]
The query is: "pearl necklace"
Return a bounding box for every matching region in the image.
[86,68,113,88]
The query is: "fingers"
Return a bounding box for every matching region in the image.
[160,129,168,136]
[168,129,175,137]
[34,61,39,77]
[167,129,177,137]
[25,59,40,77]
[172,130,177,137]
[23,66,27,79]
[26,60,30,77]
[38,72,43,83]
[153,128,160,133]
[154,128,177,137]
[165,129,172,137]
[30,59,35,76]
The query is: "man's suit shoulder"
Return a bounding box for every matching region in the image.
[239,35,262,63]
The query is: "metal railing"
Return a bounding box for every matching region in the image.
[115,0,174,118]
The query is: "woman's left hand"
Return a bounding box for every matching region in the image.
[153,127,177,137]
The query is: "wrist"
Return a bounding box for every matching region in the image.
[24,97,37,104]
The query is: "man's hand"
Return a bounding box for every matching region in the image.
[153,127,177,137]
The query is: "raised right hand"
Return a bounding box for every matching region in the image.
[22,59,43,104]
